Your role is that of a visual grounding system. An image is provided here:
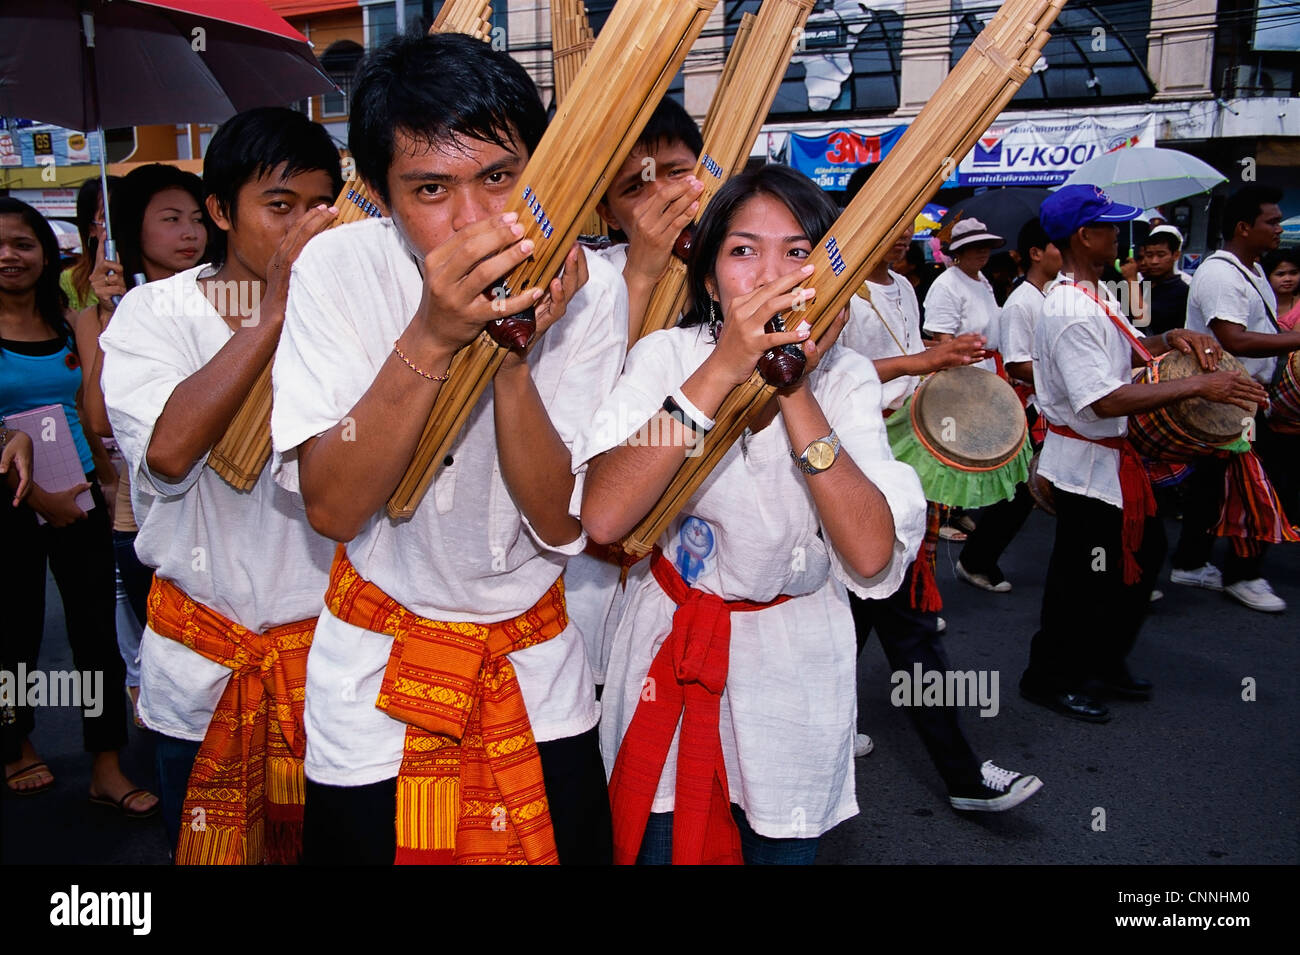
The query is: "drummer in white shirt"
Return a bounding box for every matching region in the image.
[1171,185,1300,613]
[1020,185,1265,724]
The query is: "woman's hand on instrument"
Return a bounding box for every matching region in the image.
[925,332,987,372]
[29,482,91,527]
[261,204,338,319]
[499,244,589,372]
[0,429,34,506]
[622,176,703,284]
[89,239,127,314]
[418,213,541,356]
[1194,370,1269,411]
[705,264,814,388]
[1164,328,1221,371]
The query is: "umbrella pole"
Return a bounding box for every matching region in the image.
[80,7,120,299]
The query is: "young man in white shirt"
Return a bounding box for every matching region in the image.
[270,33,626,864]
[955,218,1062,593]
[1021,185,1266,723]
[100,107,343,861]
[1171,185,1300,613]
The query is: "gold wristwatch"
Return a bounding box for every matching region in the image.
[792,431,841,474]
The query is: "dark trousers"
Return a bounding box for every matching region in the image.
[958,483,1036,577]
[1171,414,1298,583]
[636,805,820,865]
[1023,489,1166,694]
[155,732,202,857]
[847,567,982,791]
[1,482,127,764]
[301,726,613,865]
[112,529,154,630]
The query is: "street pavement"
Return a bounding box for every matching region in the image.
[2,508,1297,866]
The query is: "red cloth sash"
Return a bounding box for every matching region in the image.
[607,548,791,865]
[1045,422,1155,584]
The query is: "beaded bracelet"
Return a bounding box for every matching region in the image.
[393,340,452,382]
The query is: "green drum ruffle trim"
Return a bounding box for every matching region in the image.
[1219,436,1250,455]
[887,407,1033,508]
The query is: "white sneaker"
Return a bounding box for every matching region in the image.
[936,617,947,634]
[1149,589,1164,603]
[1170,563,1223,592]
[854,733,874,757]
[955,561,1012,593]
[1225,578,1287,613]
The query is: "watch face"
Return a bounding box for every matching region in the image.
[807,440,835,470]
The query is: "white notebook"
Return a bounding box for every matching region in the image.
[4,404,94,524]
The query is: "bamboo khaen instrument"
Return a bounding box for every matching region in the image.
[637,0,814,341]
[550,0,603,237]
[620,0,1069,557]
[205,0,494,492]
[386,0,719,519]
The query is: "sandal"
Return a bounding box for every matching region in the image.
[89,787,159,819]
[938,524,968,542]
[5,761,55,796]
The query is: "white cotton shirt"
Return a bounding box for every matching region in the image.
[922,265,1001,372]
[574,326,927,838]
[838,270,926,412]
[1033,276,1138,510]
[99,265,337,741]
[270,217,628,786]
[1000,278,1048,366]
[1186,250,1280,385]
[567,238,638,685]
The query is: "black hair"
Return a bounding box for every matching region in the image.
[1220,185,1283,242]
[349,32,545,205]
[1137,231,1180,255]
[204,105,343,262]
[843,162,879,202]
[680,164,838,335]
[1263,246,1300,276]
[1016,217,1052,264]
[69,174,120,301]
[632,96,702,165]
[109,164,211,288]
[0,197,74,346]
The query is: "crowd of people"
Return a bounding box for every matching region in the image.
[1,30,1295,865]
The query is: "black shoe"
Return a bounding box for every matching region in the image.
[1019,685,1111,723]
[1092,671,1153,701]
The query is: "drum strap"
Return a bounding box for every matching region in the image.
[1045,422,1154,585]
[1068,281,1154,366]
[1209,251,1279,331]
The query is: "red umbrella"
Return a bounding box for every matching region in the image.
[0,0,336,129]
[0,0,338,256]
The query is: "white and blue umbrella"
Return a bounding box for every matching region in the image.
[1059,147,1227,209]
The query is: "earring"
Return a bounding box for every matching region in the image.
[708,298,720,331]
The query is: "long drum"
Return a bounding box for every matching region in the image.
[1268,350,1300,430]
[885,365,1030,508]
[1128,350,1257,461]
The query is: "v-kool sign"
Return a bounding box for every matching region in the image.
[958,115,1156,186]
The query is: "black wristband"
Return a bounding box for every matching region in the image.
[663,395,709,434]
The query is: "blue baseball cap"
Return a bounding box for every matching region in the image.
[1040,184,1143,244]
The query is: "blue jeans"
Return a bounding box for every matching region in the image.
[637,805,820,865]
[155,733,201,860]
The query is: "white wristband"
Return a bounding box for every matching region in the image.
[671,388,716,432]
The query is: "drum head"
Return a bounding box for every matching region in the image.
[912,366,1027,469]
[1155,350,1257,446]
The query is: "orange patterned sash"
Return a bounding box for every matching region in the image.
[324,545,564,865]
[147,576,313,865]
